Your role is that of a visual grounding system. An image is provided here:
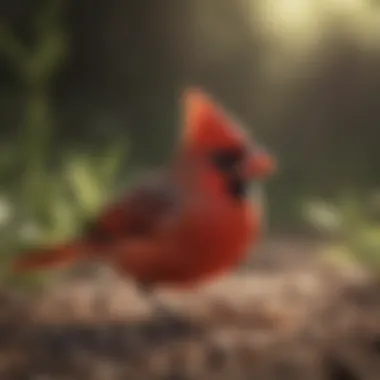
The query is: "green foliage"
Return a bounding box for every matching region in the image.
[0,144,127,290]
[0,0,69,220]
[302,191,380,275]
[0,0,68,85]
[0,1,129,290]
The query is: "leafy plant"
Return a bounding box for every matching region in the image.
[301,191,380,275]
[0,143,128,290]
[0,0,68,219]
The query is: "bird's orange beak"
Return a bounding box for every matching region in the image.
[243,148,277,180]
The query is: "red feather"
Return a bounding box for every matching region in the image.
[12,88,276,290]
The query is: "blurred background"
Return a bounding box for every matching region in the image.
[0,0,380,379]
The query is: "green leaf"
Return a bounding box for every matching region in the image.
[96,141,127,186]
[301,198,343,233]
[64,153,102,215]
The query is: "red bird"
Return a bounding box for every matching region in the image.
[13,88,276,295]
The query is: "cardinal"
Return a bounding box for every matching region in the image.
[13,88,276,304]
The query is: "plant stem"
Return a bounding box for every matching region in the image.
[21,85,52,216]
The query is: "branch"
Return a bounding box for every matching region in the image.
[0,23,28,73]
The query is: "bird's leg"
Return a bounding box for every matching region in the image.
[93,284,109,318]
[137,282,177,319]
[137,282,198,339]
[92,264,113,319]
[139,284,197,335]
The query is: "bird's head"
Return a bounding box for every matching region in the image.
[177,87,276,200]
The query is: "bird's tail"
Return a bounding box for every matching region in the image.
[12,240,91,274]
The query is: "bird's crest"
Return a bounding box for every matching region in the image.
[180,88,250,154]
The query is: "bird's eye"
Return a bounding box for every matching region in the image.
[210,148,244,171]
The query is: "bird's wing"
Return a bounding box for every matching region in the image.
[83,170,180,247]
[82,170,184,283]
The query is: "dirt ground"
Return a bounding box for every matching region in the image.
[0,236,379,380]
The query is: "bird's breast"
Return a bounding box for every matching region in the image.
[179,200,260,281]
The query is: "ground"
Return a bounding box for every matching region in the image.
[0,236,379,380]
